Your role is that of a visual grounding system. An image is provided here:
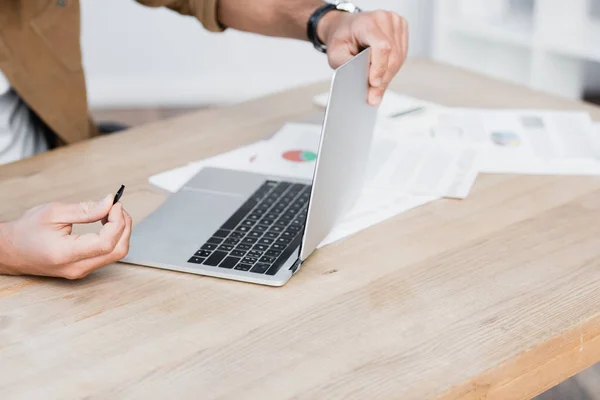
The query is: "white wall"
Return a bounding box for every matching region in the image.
[81,0,433,107]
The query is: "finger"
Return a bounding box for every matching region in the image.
[51,193,114,224]
[354,20,391,105]
[372,15,406,105]
[59,208,133,279]
[59,203,127,263]
[399,15,409,60]
[371,13,399,104]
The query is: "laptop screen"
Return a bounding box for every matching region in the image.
[299,49,380,260]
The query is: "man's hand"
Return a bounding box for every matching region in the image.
[0,194,132,279]
[216,1,408,106]
[317,10,408,106]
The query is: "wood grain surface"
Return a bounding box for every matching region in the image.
[1,58,600,399]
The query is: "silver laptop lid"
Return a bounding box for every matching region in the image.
[299,48,379,260]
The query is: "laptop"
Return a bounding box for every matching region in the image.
[123,49,379,286]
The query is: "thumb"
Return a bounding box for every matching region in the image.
[52,194,114,224]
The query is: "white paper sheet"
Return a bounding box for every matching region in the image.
[250,123,322,180]
[382,109,600,176]
[366,140,481,199]
[319,194,436,247]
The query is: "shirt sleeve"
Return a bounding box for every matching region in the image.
[135,0,225,32]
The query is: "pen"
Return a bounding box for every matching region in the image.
[389,106,425,119]
[113,185,125,205]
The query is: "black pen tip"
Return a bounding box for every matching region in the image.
[113,185,126,204]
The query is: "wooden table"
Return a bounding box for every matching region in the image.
[1,59,600,399]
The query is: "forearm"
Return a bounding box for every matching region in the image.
[217,0,325,40]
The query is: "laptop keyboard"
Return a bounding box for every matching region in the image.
[187,181,310,276]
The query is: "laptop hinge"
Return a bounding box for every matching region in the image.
[289,258,302,275]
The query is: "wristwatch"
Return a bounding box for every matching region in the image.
[307,1,362,53]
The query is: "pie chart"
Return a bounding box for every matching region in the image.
[491,131,521,147]
[282,149,317,163]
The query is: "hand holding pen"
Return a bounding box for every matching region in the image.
[0,186,131,279]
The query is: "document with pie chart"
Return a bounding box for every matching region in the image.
[250,123,323,180]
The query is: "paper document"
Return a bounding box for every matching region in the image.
[382,108,600,176]
[320,195,436,248]
[250,123,321,180]
[368,140,481,199]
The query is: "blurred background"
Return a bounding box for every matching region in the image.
[82,0,600,110]
[83,2,599,397]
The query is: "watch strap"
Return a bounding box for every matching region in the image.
[307,3,338,53]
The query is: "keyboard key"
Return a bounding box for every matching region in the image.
[276,237,291,245]
[242,257,258,265]
[242,237,258,245]
[231,250,246,257]
[219,256,241,269]
[291,219,303,226]
[253,225,268,232]
[271,243,285,251]
[250,263,270,274]
[230,231,245,239]
[201,243,217,250]
[281,230,295,239]
[235,263,252,271]
[271,207,284,214]
[260,218,275,225]
[248,250,263,258]
[242,220,256,227]
[287,225,301,232]
[290,183,307,192]
[265,213,279,220]
[266,250,281,257]
[276,201,290,209]
[204,251,228,266]
[273,182,291,194]
[188,256,206,264]
[247,214,261,220]
[270,226,284,233]
[224,238,240,245]
[237,226,251,232]
[275,220,289,227]
[259,238,274,245]
[207,237,223,244]
[255,206,270,214]
[253,244,269,252]
[260,256,276,264]
[221,185,265,229]
[264,232,278,239]
[214,229,230,238]
[248,231,262,239]
[218,244,234,252]
[236,243,252,251]
[195,250,212,258]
